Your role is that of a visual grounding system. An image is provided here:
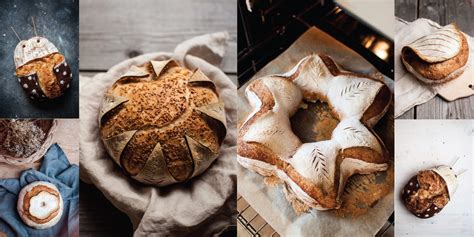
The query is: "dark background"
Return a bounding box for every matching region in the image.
[0,0,79,118]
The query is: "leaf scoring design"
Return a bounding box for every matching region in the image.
[340,81,372,100]
[311,146,329,181]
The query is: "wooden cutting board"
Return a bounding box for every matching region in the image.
[436,63,474,101]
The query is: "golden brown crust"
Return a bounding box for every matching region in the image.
[100,62,223,182]
[402,170,449,218]
[22,185,60,224]
[402,32,469,83]
[288,54,391,127]
[237,54,391,211]
[16,53,65,98]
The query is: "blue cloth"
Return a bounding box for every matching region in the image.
[0,144,79,237]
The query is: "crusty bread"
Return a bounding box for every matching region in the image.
[401,23,469,84]
[99,60,226,186]
[402,170,449,218]
[16,53,72,100]
[238,54,391,210]
[17,181,63,229]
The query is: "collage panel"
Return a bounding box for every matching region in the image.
[0,0,79,118]
[395,120,473,236]
[0,0,472,236]
[238,0,394,236]
[395,0,474,119]
[79,0,237,236]
[0,119,79,236]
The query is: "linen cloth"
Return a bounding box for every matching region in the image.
[79,32,237,236]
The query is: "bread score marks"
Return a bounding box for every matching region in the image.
[133,142,176,185]
[404,24,463,63]
[99,93,129,123]
[242,77,303,161]
[99,60,226,186]
[17,181,63,229]
[401,166,459,219]
[102,130,137,166]
[280,54,387,123]
[120,65,150,78]
[14,36,58,68]
[238,54,390,210]
[151,60,179,78]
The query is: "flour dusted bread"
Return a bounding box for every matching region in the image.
[17,181,63,229]
[238,54,391,210]
[401,23,469,84]
[99,60,227,186]
[0,119,56,165]
[14,37,72,100]
[402,166,459,218]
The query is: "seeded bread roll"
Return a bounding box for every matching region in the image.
[99,60,227,186]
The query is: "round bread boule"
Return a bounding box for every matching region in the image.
[99,60,227,186]
[17,181,63,229]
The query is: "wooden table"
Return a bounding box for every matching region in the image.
[396,0,474,119]
[79,0,237,236]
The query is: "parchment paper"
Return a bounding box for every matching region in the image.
[237,26,394,236]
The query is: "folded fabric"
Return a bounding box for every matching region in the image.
[395,18,474,117]
[80,32,237,236]
[0,144,79,237]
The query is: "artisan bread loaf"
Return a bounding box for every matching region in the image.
[401,23,469,84]
[17,181,63,229]
[14,37,72,100]
[238,54,391,210]
[99,60,227,186]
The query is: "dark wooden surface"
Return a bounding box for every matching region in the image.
[79,0,237,236]
[396,0,474,119]
[0,0,79,118]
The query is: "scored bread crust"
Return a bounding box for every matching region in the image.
[99,60,227,186]
[401,24,469,84]
[17,181,63,229]
[16,53,65,98]
[238,54,391,210]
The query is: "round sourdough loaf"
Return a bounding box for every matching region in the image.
[17,181,63,229]
[99,60,227,186]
